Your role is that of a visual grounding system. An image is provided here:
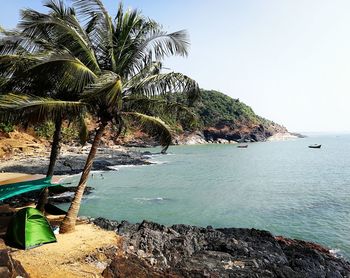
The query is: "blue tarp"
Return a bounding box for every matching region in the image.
[0,177,62,201]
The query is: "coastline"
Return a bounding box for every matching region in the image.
[0,172,350,277]
[0,131,304,174]
[174,131,304,145]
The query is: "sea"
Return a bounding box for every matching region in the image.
[60,134,350,258]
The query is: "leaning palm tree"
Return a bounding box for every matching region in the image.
[0,24,90,180]
[2,0,199,233]
[0,25,91,211]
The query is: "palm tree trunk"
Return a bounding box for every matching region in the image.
[47,117,63,177]
[59,121,107,233]
[36,117,63,212]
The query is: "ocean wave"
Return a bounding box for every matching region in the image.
[330,249,342,258]
[49,192,74,199]
[107,161,167,170]
[133,197,171,203]
[149,160,167,165]
[107,164,148,170]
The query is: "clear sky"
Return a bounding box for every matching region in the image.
[1,0,350,132]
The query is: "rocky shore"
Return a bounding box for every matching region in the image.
[2,217,349,277]
[0,145,151,175]
[92,218,350,277]
[174,131,304,145]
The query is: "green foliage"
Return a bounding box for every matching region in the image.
[34,122,55,139]
[193,90,259,127]
[61,126,79,143]
[169,89,281,131]
[0,121,14,133]
[78,116,89,145]
[35,121,79,142]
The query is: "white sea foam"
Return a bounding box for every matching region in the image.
[330,249,342,257]
[108,164,146,170]
[148,160,167,165]
[107,160,166,170]
[49,192,73,199]
[133,197,170,202]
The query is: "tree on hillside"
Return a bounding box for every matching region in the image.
[0,0,199,233]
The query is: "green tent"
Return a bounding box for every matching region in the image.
[6,207,57,249]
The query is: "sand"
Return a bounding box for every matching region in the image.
[0,173,120,277]
[0,172,42,185]
[11,223,120,278]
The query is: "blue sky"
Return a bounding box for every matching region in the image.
[1,0,350,132]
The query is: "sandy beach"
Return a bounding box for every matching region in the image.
[11,224,119,278]
[0,172,122,278]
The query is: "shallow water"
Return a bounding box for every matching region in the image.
[61,134,350,258]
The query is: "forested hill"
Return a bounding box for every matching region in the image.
[178,89,289,143]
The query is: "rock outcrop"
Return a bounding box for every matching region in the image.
[0,249,29,278]
[91,218,350,277]
[203,120,289,143]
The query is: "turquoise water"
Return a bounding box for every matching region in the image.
[61,134,350,258]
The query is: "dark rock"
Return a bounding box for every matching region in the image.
[102,253,169,278]
[0,249,29,278]
[0,147,150,175]
[93,219,350,277]
[93,217,119,232]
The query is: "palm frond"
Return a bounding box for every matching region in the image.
[19,7,100,72]
[24,55,98,92]
[72,0,116,71]
[121,111,172,152]
[125,72,200,105]
[82,71,122,109]
[0,54,41,92]
[0,54,38,77]
[123,96,197,126]
[0,93,85,124]
[116,27,189,77]
[139,29,189,59]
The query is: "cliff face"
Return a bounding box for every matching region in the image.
[203,119,287,143]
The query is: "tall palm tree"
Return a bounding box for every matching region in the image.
[1,0,199,233]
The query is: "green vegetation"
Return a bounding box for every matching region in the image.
[0,121,14,133]
[193,90,259,127]
[173,89,279,131]
[35,121,79,143]
[34,122,55,139]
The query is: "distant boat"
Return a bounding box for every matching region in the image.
[237,145,248,148]
[308,144,321,149]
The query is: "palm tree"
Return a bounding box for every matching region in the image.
[1,0,199,233]
[0,26,90,211]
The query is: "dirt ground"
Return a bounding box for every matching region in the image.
[11,223,119,278]
[0,172,120,278]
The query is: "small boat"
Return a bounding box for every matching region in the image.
[237,145,248,148]
[308,144,321,149]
